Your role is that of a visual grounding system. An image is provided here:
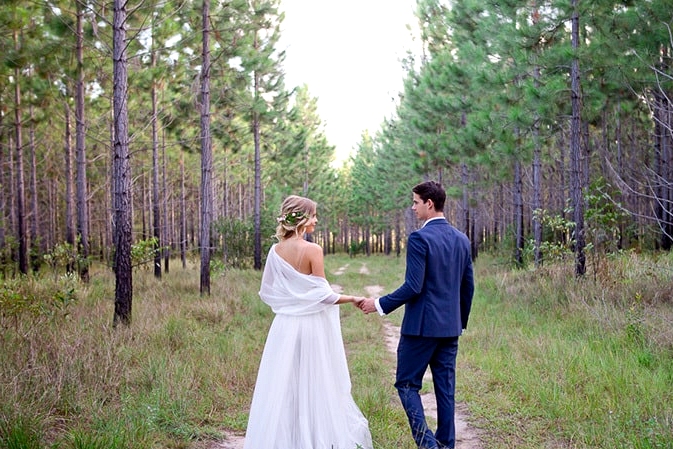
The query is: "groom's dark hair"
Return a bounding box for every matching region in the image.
[413,181,446,212]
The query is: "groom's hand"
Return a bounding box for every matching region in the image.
[359,297,377,314]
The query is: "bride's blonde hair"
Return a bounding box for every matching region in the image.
[275,195,316,240]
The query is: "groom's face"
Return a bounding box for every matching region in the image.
[411,193,432,221]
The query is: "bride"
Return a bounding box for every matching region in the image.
[242,195,373,449]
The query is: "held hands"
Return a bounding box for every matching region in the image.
[357,297,378,315]
[347,296,377,314]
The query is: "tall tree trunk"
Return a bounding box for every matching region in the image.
[253,57,262,269]
[461,162,469,237]
[8,132,16,256]
[570,0,586,276]
[615,99,625,249]
[28,105,40,272]
[112,0,133,326]
[531,3,543,267]
[141,172,147,239]
[151,45,161,279]
[180,153,187,269]
[496,183,504,249]
[13,31,27,275]
[48,180,55,251]
[162,127,170,273]
[395,211,401,257]
[364,224,370,256]
[103,161,112,264]
[64,101,75,268]
[513,157,524,267]
[532,122,543,266]
[199,0,212,295]
[384,222,392,255]
[75,2,90,283]
[221,161,229,266]
[558,132,567,224]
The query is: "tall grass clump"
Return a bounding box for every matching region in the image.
[460,251,673,449]
[0,415,43,449]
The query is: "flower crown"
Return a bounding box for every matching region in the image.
[277,210,309,226]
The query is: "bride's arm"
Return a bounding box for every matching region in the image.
[306,244,363,306]
[335,294,365,305]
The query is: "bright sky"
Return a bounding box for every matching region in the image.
[278,0,420,164]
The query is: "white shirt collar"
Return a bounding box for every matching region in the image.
[422,216,445,228]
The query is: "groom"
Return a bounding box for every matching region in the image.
[359,180,474,449]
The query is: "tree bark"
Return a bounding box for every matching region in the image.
[75,2,90,283]
[570,0,586,276]
[531,4,543,266]
[253,58,262,269]
[180,153,187,270]
[64,102,75,263]
[461,162,469,237]
[199,0,212,295]
[513,158,524,267]
[162,127,170,273]
[28,105,40,272]
[112,0,133,326]
[151,44,161,279]
[13,30,28,275]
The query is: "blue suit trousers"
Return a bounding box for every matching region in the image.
[395,335,459,449]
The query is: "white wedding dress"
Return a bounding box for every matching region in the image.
[243,245,373,449]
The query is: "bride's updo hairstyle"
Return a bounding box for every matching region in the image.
[275,195,316,240]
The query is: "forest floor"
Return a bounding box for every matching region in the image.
[211,265,483,449]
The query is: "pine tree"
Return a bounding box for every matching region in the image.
[112,0,133,325]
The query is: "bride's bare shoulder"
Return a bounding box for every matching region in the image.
[306,241,323,253]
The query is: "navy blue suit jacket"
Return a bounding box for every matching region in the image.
[379,218,474,338]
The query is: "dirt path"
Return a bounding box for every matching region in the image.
[211,434,244,449]
[210,265,483,449]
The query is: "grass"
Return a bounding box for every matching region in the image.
[461,252,673,449]
[1,251,672,448]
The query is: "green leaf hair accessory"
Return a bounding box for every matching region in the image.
[277,211,308,226]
